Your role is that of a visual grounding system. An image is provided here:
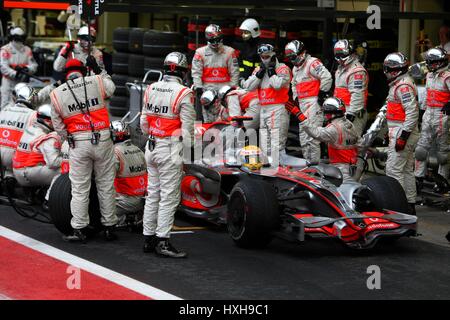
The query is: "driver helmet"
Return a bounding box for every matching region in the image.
[205,24,223,50]
[239,18,260,41]
[334,39,354,66]
[13,83,36,109]
[77,26,97,50]
[285,40,307,67]
[425,47,448,72]
[110,120,131,144]
[238,145,265,171]
[36,104,53,130]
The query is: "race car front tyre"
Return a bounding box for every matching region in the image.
[48,174,102,236]
[227,179,279,248]
[361,176,410,214]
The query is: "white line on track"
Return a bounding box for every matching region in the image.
[0,225,182,300]
[0,294,12,300]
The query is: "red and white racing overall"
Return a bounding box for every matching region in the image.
[50,71,117,229]
[292,54,332,162]
[385,74,419,204]
[141,75,195,239]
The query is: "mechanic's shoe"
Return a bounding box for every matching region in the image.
[143,235,157,253]
[446,231,450,242]
[155,238,187,258]
[408,203,416,216]
[63,228,88,243]
[103,226,118,241]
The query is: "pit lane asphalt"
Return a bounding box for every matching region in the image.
[0,204,449,300]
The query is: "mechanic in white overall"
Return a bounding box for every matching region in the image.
[0,27,38,109]
[285,40,333,163]
[111,120,147,225]
[53,26,104,75]
[200,89,230,123]
[243,43,291,162]
[415,48,450,184]
[50,57,117,242]
[191,24,240,102]
[382,52,419,215]
[0,84,37,181]
[218,85,260,130]
[12,104,63,199]
[141,52,195,258]
[287,97,359,181]
[333,40,369,137]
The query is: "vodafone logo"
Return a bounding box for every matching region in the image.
[155,118,161,128]
[369,218,379,222]
[212,69,219,77]
[83,114,91,123]
[2,130,10,138]
[261,91,266,98]
[139,177,145,186]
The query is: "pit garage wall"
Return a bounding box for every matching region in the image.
[399,0,445,63]
[96,0,448,57]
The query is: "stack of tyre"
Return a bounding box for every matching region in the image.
[111,27,186,117]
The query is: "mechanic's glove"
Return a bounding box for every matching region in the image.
[86,55,102,75]
[317,90,329,106]
[441,101,450,116]
[395,130,411,152]
[14,71,29,82]
[61,41,75,59]
[267,66,276,78]
[285,101,307,123]
[255,65,266,79]
[268,55,277,68]
[239,77,246,88]
[345,113,356,122]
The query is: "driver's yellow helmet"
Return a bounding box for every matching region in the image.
[239,145,264,171]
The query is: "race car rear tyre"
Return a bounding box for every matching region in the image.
[227,179,279,248]
[48,174,102,236]
[361,176,410,214]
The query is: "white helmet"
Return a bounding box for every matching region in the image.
[200,90,218,110]
[239,18,261,41]
[37,104,53,130]
[77,26,96,49]
[9,27,26,42]
[13,83,36,108]
[110,120,131,144]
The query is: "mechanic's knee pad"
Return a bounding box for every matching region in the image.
[414,146,428,161]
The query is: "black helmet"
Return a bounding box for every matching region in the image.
[425,47,448,72]
[383,52,409,82]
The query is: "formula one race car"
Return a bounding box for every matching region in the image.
[178,120,418,250]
